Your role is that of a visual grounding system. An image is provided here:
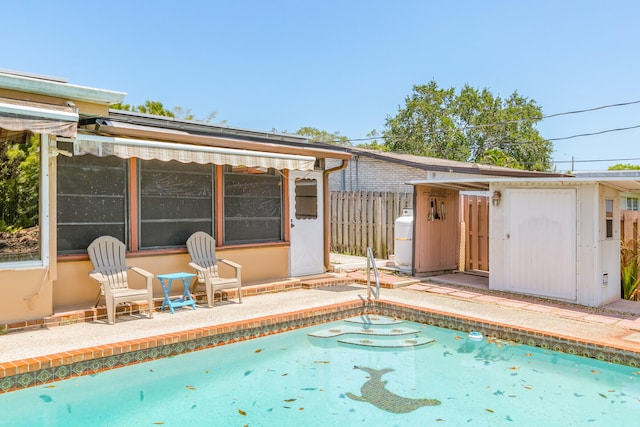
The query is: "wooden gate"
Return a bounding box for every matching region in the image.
[462,195,489,272]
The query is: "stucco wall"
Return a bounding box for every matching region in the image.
[51,245,290,311]
[0,268,53,324]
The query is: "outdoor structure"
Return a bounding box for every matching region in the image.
[0,70,350,324]
[408,172,640,307]
[326,146,551,193]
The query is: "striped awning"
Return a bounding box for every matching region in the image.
[0,97,78,137]
[73,133,316,171]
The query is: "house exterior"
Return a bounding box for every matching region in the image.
[0,70,350,324]
[326,146,554,193]
[408,173,640,307]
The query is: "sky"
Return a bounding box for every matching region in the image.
[3,0,639,171]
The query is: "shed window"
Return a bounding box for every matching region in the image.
[138,159,214,249]
[605,199,613,238]
[223,166,283,244]
[626,197,638,211]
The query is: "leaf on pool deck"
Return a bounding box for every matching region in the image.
[39,395,53,403]
[238,409,247,416]
[244,370,254,376]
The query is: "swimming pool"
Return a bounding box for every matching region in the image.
[1,315,638,426]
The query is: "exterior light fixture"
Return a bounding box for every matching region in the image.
[491,191,502,206]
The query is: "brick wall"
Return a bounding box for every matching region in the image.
[328,157,428,193]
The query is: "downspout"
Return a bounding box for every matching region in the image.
[323,159,349,271]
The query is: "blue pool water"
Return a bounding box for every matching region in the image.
[0,316,638,426]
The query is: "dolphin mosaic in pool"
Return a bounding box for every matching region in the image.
[346,366,441,413]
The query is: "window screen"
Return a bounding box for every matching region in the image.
[57,141,127,253]
[294,178,317,219]
[139,159,214,249]
[223,167,282,244]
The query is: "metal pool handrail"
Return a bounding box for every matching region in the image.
[366,246,380,300]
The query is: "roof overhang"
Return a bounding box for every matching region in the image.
[407,176,640,192]
[0,71,126,105]
[85,118,352,161]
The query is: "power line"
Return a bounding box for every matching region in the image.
[543,99,640,119]
[553,157,640,164]
[337,99,640,144]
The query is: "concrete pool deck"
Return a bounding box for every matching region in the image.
[2,270,640,366]
[0,256,640,393]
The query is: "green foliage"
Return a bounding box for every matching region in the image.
[111,100,225,124]
[621,239,640,301]
[0,134,40,231]
[383,81,553,171]
[295,127,351,146]
[357,129,389,150]
[608,163,640,171]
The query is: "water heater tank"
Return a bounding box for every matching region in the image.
[394,209,413,267]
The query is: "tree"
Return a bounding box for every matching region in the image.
[0,134,39,231]
[383,81,553,171]
[111,101,226,124]
[295,127,351,146]
[609,163,640,170]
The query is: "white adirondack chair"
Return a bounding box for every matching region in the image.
[186,231,242,308]
[87,236,155,324]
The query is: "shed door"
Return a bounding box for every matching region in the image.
[505,188,576,301]
[288,170,324,276]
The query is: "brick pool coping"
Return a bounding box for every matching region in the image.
[2,299,640,393]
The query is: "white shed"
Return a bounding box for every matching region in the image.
[408,172,640,307]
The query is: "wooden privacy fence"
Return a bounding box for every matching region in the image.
[330,191,413,259]
[462,195,490,271]
[621,210,640,243]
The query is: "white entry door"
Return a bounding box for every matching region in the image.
[505,188,577,301]
[289,170,324,276]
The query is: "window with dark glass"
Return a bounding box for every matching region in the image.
[138,159,214,249]
[223,166,283,244]
[57,140,128,253]
[294,178,317,219]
